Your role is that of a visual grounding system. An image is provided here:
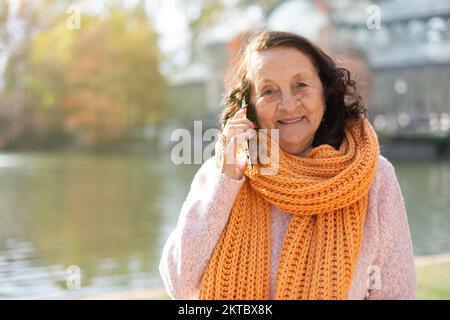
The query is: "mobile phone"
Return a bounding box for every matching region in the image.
[242,95,257,124]
[241,97,254,169]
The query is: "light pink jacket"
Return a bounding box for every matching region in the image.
[159,154,416,300]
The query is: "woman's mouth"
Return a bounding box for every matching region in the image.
[277,116,305,125]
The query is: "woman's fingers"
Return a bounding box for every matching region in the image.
[227,118,256,128]
[225,105,257,130]
[225,127,255,148]
[232,105,247,120]
[222,127,255,166]
[224,128,255,147]
[227,124,256,135]
[224,114,256,142]
[218,105,257,179]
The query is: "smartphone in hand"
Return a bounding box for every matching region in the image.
[241,97,255,169]
[242,95,257,124]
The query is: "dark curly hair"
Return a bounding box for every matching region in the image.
[220,30,370,150]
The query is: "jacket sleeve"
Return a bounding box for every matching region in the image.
[159,156,245,299]
[367,158,416,300]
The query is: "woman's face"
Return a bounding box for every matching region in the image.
[248,47,326,155]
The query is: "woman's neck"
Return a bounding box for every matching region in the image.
[298,145,312,157]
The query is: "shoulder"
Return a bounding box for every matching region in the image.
[377,154,396,178]
[371,154,398,191]
[369,154,407,223]
[367,154,406,225]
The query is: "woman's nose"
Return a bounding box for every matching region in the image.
[277,93,299,110]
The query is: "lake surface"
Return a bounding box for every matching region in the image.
[0,151,448,298]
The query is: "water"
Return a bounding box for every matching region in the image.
[0,151,199,299]
[393,159,450,257]
[0,151,448,299]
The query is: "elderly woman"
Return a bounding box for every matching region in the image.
[159,31,416,300]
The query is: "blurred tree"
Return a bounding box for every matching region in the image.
[2,0,73,93]
[0,1,9,49]
[235,0,286,17]
[176,0,285,62]
[181,0,225,60]
[1,0,166,148]
[1,0,81,148]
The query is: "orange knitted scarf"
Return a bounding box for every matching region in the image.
[199,118,379,300]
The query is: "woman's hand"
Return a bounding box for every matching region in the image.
[219,106,256,180]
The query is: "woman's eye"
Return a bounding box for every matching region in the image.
[297,82,307,88]
[262,88,275,96]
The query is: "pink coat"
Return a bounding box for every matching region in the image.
[159,155,416,299]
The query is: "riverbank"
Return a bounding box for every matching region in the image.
[78,254,450,300]
[416,254,450,299]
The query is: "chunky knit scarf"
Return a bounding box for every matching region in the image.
[199,118,379,300]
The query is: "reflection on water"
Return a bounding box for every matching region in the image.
[0,151,199,299]
[392,159,450,257]
[0,152,448,298]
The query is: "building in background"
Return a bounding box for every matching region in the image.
[331,0,450,157]
[164,0,333,125]
[165,0,450,157]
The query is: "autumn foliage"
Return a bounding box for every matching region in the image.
[1,3,167,148]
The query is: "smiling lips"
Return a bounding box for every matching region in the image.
[277,116,305,125]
